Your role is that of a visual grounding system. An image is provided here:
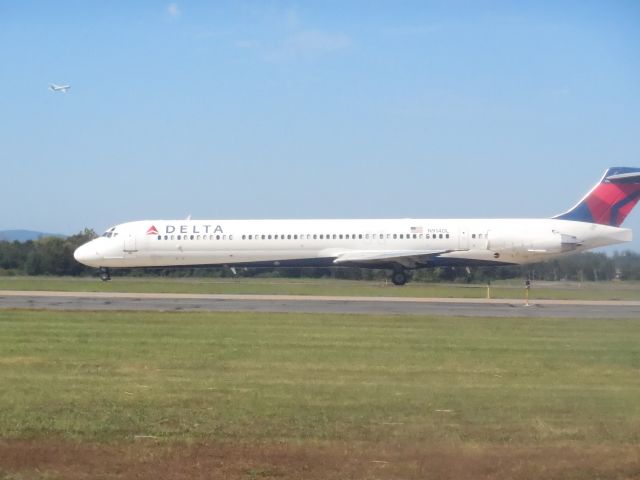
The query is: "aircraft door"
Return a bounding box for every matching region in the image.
[469,231,489,250]
[123,234,137,252]
[459,228,470,250]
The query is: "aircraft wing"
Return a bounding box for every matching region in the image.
[332,249,450,269]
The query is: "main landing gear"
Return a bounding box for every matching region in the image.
[99,267,111,282]
[391,270,409,286]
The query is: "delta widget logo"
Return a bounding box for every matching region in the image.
[146,225,159,235]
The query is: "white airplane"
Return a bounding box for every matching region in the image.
[74,167,640,284]
[49,83,70,93]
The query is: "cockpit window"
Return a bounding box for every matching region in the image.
[101,227,117,238]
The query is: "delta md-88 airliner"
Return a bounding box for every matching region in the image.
[74,167,640,285]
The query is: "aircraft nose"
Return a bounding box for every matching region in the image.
[74,242,101,267]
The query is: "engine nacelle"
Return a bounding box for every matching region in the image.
[488,230,581,254]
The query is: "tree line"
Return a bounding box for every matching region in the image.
[1,229,640,281]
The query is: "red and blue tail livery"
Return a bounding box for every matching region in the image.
[554,167,640,227]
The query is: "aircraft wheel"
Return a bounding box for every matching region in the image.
[99,267,111,282]
[391,271,408,286]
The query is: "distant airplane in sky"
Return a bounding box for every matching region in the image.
[74,167,640,284]
[49,83,70,93]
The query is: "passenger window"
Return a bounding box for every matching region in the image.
[288,235,291,239]
[177,235,181,240]
[171,235,175,240]
[164,235,168,240]
[319,234,324,239]
[313,234,317,239]
[157,235,161,240]
[439,234,443,239]
[294,235,298,240]
[190,235,194,240]
[393,234,397,239]
[216,235,221,240]
[446,234,449,239]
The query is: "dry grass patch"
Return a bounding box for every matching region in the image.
[2,439,640,480]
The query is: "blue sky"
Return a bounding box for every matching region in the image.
[1,1,639,250]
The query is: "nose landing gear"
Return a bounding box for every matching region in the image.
[99,267,111,282]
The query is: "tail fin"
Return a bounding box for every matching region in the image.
[554,167,640,227]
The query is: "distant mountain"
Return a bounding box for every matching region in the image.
[0,230,65,242]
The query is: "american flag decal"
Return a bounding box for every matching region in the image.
[410,226,423,234]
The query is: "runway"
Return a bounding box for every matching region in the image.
[1,290,639,318]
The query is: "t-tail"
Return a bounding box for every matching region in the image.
[554,167,640,227]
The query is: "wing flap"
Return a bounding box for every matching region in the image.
[333,249,449,268]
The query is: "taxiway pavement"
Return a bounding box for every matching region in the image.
[1,291,639,318]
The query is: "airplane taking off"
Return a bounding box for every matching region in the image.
[74,167,640,284]
[49,83,70,93]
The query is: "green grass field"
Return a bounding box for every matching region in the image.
[1,275,639,300]
[1,309,639,479]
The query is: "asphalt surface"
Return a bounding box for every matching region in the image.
[1,291,639,318]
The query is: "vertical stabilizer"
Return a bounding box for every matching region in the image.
[554,167,640,226]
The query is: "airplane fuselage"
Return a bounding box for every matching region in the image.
[72,167,640,284]
[74,217,631,270]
